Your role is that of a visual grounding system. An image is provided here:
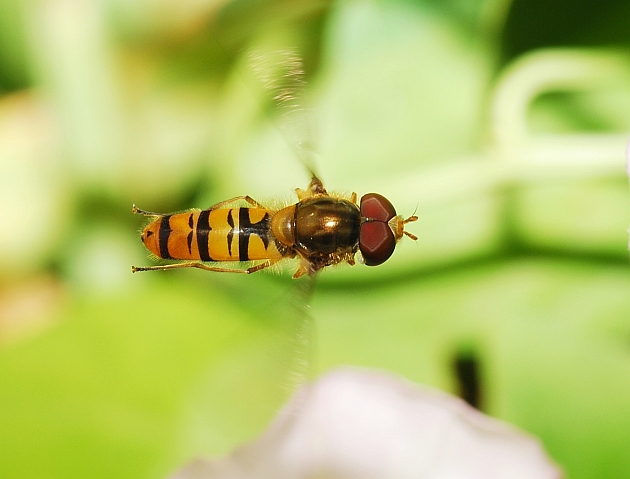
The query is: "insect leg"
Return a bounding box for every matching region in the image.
[132,204,161,216]
[296,175,328,200]
[292,256,318,279]
[207,196,266,210]
[245,258,281,274]
[132,263,246,274]
[131,259,279,274]
[308,176,327,195]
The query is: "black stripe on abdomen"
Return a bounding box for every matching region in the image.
[239,209,271,261]
[186,214,193,254]
[159,215,173,259]
[238,209,250,261]
[227,209,235,257]
[186,231,193,254]
[196,210,212,261]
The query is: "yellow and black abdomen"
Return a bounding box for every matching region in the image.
[141,208,282,262]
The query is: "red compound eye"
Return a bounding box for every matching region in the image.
[359,221,396,266]
[360,193,397,222]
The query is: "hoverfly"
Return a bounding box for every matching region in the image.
[132,47,416,278]
[132,176,417,278]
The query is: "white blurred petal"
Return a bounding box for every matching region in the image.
[172,367,562,479]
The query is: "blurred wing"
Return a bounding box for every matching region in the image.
[246,47,321,180]
[182,272,317,444]
[239,48,319,406]
[265,273,316,409]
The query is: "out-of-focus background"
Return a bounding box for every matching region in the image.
[1,0,629,477]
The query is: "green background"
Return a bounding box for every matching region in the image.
[0,0,629,477]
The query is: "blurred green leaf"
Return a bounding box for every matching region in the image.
[313,259,630,479]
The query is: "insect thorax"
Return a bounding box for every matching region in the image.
[293,197,360,256]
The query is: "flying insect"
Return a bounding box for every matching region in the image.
[133,47,417,278]
[132,176,417,278]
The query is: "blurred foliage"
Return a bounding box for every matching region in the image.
[503,0,630,58]
[0,0,629,478]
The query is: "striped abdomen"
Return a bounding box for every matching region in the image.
[140,208,282,262]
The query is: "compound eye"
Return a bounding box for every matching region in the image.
[360,221,396,266]
[360,193,397,222]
